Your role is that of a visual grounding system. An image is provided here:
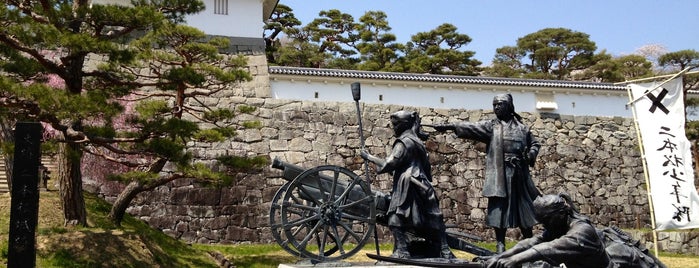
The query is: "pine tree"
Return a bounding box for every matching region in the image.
[0,0,264,226]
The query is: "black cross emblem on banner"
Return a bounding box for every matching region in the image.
[647,88,669,114]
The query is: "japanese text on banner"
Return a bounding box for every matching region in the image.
[629,77,699,230]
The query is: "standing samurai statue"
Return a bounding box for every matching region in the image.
[433,93,541,253]
[361,110,455,259]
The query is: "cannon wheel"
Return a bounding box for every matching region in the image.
[280,165,376,262]
[270,181,340,257]
[270,181,302,256]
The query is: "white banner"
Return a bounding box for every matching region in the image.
[630,77,699,230]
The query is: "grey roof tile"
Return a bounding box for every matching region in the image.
[269,66,629,91]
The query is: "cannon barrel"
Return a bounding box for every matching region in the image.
[271,157,308,182]
[271,158,389,221]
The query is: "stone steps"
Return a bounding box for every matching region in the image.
[0,154,8,193]
[0,158,10,193]
[41,155,59,177]
[0,154,58,193]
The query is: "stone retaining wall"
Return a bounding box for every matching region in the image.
[122,101,639,239]
[630,229,699,255]
[83,55,698,255]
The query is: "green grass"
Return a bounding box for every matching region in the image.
[194,243,398,268]
[196,244,299,268]
[0,192,220,267]
[2,191,698,267]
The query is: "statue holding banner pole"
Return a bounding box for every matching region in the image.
[361,110,456,259]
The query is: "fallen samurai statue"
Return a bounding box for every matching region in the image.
[478,193,667,268]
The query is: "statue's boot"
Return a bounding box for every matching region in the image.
[439,232,456,259]
[495,228,506,253]
[390,227,410,258]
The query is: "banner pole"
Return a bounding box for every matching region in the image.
[615,69,699,85]
[626,85,660,257]
[626,67,692,105]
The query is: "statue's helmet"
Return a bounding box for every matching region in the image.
[493,93,512,104]
[533,193,577,224]
[390,111,416,136]
[534,195,566,217]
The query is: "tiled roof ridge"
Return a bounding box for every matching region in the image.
[269,66,628,91]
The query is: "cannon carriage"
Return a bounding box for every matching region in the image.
[267,82,491,266]
[269,158,493,263]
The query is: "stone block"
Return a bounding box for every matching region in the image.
[187,206,216,218]
[204,216,230,230]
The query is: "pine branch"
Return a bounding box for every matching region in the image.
[83,146,143,168]
[0,34,65,76]
[9,0,50,24]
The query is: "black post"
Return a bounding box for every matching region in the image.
[351,82,369,183]
[351,82,381,256]
[8,122,42,268]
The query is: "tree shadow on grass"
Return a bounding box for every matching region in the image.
[230,254,299,268]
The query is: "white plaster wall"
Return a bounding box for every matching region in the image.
[186,0,262,37]
[271,80,632,117]
[554,94,632,117]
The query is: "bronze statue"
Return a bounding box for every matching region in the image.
[361,110,455,259]
[480,193,666,268]
[433,93,541,253]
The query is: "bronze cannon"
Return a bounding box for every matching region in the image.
[269,158,492,264]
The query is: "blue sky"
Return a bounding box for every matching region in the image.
[279,0,699,65]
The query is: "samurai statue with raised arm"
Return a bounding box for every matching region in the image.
[361,110,455,259]
[433,93,541,253]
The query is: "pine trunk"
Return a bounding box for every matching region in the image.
[108,158,169,225]
[58,141,87,226]
[108,180,144,226]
